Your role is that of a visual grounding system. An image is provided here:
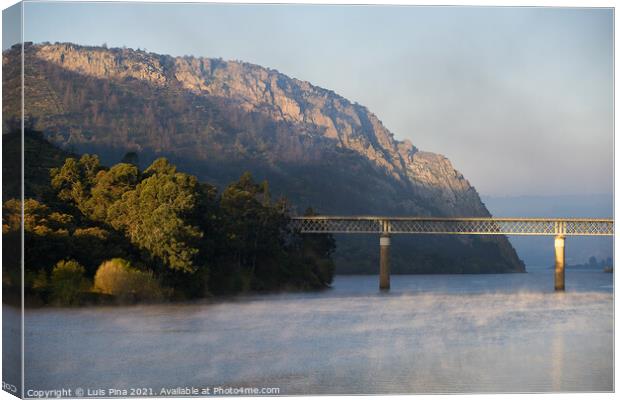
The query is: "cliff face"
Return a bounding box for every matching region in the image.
[4,43,524,273]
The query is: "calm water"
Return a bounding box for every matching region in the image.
[9,267,615,395]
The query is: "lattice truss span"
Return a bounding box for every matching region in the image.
[290,217,614,236]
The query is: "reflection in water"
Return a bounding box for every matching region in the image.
[551,331,564,391]
[20,268,613,394]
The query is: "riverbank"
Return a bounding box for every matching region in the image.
[6,265,611,309]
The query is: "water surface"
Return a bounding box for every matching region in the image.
[18,267,614,395]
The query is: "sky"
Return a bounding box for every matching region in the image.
[4,2,614,197]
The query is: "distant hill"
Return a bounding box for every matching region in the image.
[2,42,525,273]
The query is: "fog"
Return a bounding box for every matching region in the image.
[22,272,612,394]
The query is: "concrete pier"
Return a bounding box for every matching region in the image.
[554,235,565,291]
[380,234,390,290]
[292,216,613,292]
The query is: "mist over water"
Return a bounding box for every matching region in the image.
[20,267,612,394]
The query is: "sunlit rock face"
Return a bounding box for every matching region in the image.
[4,43,524,273]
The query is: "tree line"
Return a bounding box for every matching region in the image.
[3,145,336,306]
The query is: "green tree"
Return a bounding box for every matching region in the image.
[120,151,139,167]
[294,207,336,287]
[50,154,102,214]
[164,181,218,299]
[30,270,49,290]
[107,158,203,273]
[215,172,293,291]
[71,226,127,274]
[84,163,139,221]
[50,259,89,305]
[12,148,338,303]
[3,198,128,279]
[4,199,74,277]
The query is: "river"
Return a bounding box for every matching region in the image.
[5,266,614,395]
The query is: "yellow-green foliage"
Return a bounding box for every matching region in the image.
[50,154,102,215]
[6,145,336,304]
[84,163,139,222]
[32,270,49,289]
[4,198,74,235]
[50,259,89,305]
[107,158,203,273]
[94,258,163,301]
[25,269,49,290]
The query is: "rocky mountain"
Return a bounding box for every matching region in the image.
[3,42,525,273]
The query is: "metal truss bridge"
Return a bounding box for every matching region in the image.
[291,216,614,291]
[290,216,613,236]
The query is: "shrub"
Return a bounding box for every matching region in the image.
[50,260,88,305]
[93,258,163,301]
[32,270,49,290]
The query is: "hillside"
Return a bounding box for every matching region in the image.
[2,125,76,202]
[3,42,525,273]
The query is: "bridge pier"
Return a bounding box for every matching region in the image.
[291,216,613,293]
[380,234,391,290]
[554,235,565,291]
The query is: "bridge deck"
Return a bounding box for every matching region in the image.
[291,216,613,236]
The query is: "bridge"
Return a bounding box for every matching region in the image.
[290,216,614,291]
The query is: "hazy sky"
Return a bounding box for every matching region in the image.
[9,2,614,196]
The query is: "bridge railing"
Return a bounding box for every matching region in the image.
[290,217,614,236]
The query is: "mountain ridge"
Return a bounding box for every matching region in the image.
[3,42,525,273]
